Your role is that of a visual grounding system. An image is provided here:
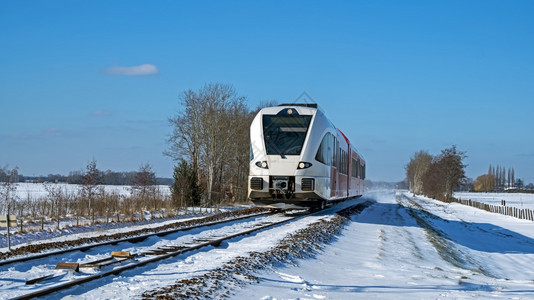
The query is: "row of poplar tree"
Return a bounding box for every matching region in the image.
[473,165,518,192]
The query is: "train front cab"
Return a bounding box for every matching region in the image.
[248,104,365,209]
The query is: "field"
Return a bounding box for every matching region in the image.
[454,192,534,210]
[12,182,171,199]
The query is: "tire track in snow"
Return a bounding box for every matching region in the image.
[396,194,496,278]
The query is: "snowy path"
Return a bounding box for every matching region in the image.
[233,191,534,299]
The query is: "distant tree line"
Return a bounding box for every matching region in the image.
[405,145,467,200]
[0,168,172,186]
[488,165,514,190]
[405,149,533,196]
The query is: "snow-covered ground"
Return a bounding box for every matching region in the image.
[455,192,534,210]
[1,190,534,299]
[233,191,534,299]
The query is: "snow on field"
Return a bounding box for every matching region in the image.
[455,192,534,210]
[0,183,174,244]
[12,182,171,200]
[1,190,534,299]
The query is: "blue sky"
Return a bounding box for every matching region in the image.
[1,1,533,183]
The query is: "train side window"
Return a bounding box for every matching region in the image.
[336,148,340,170]
[352,158,359,178]
[339,149,347,175]
[337,144,341,170]
[343,151,349,175]
[315,133,332,165]
[342,151,346,174]
[344,151,348,174]
[346,153,349,174]
[327,134,332,166]
[332,136,339,168]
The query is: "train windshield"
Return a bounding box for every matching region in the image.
[263,114,312,156]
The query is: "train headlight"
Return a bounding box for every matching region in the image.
[297,162,313,169]
[255,161,269,169]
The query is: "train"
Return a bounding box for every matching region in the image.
[248,103,365,209]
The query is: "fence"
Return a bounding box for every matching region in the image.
[445,197,534,221]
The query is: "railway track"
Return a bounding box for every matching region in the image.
[0,209,272,267]
[4,210,310,300]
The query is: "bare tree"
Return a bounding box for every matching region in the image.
[0,166,19,217]
[43,183,65,229]
[511,167,515,188]
[223,104,254,203]
[102,191,120,223]
[37,196,48,230]
[166,90,203,172]
[14,198,27,232]
[131,163,157,212]
[422,146,467,200]
[474,174,495,192]
[27,191,38,219]
[405,151,432,195]
[167,83,248,208]
[81,160,103,224]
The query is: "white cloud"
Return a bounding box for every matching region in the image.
[104,64,159,76]
[43,128,63,137]
[91,110,112,116]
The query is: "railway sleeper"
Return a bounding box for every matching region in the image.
[26,263,78,285]
[55,262,80,272]
[111,251,133,258]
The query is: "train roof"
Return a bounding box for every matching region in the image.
[278,103,318,108]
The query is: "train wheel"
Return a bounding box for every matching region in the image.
[311,200,325,212]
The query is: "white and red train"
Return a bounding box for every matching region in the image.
[248,103,365,209]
